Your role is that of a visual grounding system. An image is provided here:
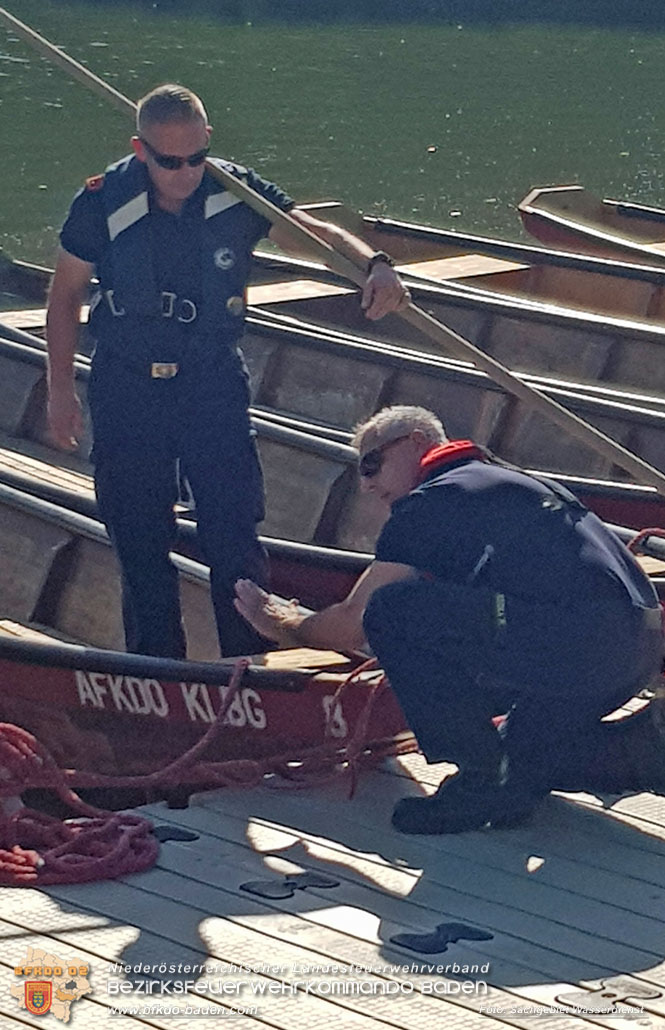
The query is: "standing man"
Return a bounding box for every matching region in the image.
[46,84,407,659]
[235,405,663,833]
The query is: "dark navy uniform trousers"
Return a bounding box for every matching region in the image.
[363,576,662,792]
[88,346,268,659]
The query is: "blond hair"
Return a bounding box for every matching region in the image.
[136,84,208,133]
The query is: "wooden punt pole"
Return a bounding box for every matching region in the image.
[4,5,665,498]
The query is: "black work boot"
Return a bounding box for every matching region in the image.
[391,767,541,835]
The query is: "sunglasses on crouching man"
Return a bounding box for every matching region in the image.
[140,136,210,170]
[358,434,411,478]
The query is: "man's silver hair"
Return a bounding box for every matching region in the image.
[352,405,447,453]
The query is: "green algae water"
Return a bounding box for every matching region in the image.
[1,0,664,264]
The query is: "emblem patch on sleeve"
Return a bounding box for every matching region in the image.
[85,174,105,192]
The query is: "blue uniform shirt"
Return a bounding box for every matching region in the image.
[376,456,657,609]
[59,158,294,359]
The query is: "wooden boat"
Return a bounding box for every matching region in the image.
[248,260,665,400]
[2,458,664,784]
[0,478,417,783]
[3,316,665,542]
[11,201,665,327]
[295,200,665,326]
[518,184,665,267]
[11,208,665,400]
[3,316,665,785]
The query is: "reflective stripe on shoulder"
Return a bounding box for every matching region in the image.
[107,192,149,241]
[205,193,243,219]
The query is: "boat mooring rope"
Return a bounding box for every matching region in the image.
[0,658,413,885]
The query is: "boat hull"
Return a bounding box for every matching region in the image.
[518,185,665,266]
[0,635,412,788]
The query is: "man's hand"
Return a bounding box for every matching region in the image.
[269,210,411,321]
[361,261,411,320]
[234,579,302,645]
[47,385,84,451]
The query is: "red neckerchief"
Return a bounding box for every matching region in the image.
[419,440,487,479]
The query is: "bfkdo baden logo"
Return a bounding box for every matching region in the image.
[25,981,52,1015]
[12,947,92,1022]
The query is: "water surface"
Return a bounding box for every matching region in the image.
[1,0,664,264]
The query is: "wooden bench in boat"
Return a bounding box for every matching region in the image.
[0,618,83,645]
[397,253,529,280]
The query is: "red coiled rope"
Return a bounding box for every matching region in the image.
[0,658,414,885]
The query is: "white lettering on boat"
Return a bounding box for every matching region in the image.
[180,682,216,722]
[181,682,267,728]
[75,670,107,708]
[107,676,169,717]
[74,671,169,717]
[218,684,267,729]
[322,695,348,738]
[72,672,265,728]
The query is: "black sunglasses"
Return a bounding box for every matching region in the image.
[358,435,410,478]
[140,137,210,170]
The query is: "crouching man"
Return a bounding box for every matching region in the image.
[235,405,663,834]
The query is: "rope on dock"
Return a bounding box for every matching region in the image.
[0,658,413,885]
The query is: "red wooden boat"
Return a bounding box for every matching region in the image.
[0,478,415,803]
[518,185,665,267]
[1,459,664,805]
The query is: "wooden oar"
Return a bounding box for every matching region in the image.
[4,7,665,499]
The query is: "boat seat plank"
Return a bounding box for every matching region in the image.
[0,307,48,331]
[0,426,91,477]
[258,647,356,671]
[0,446,94,497]
[247,279,353,306]
[0,305,88,332]
[0,619,84,645]
[398,254,529,281]
[636,554,665,575]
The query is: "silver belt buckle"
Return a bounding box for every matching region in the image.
[151,362,179,379]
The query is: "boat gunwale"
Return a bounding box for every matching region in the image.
[367,213,665,285]
[0,631,311,690]
[518,186,665,260]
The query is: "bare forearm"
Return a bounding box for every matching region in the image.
[307,220,374,271]
[46,297,82,389]
[285,602,366,652]
[271,210,373,269]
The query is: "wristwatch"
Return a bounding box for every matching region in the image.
[367,250,395,273]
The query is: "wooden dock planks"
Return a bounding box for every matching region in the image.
[2,755,665,1028]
